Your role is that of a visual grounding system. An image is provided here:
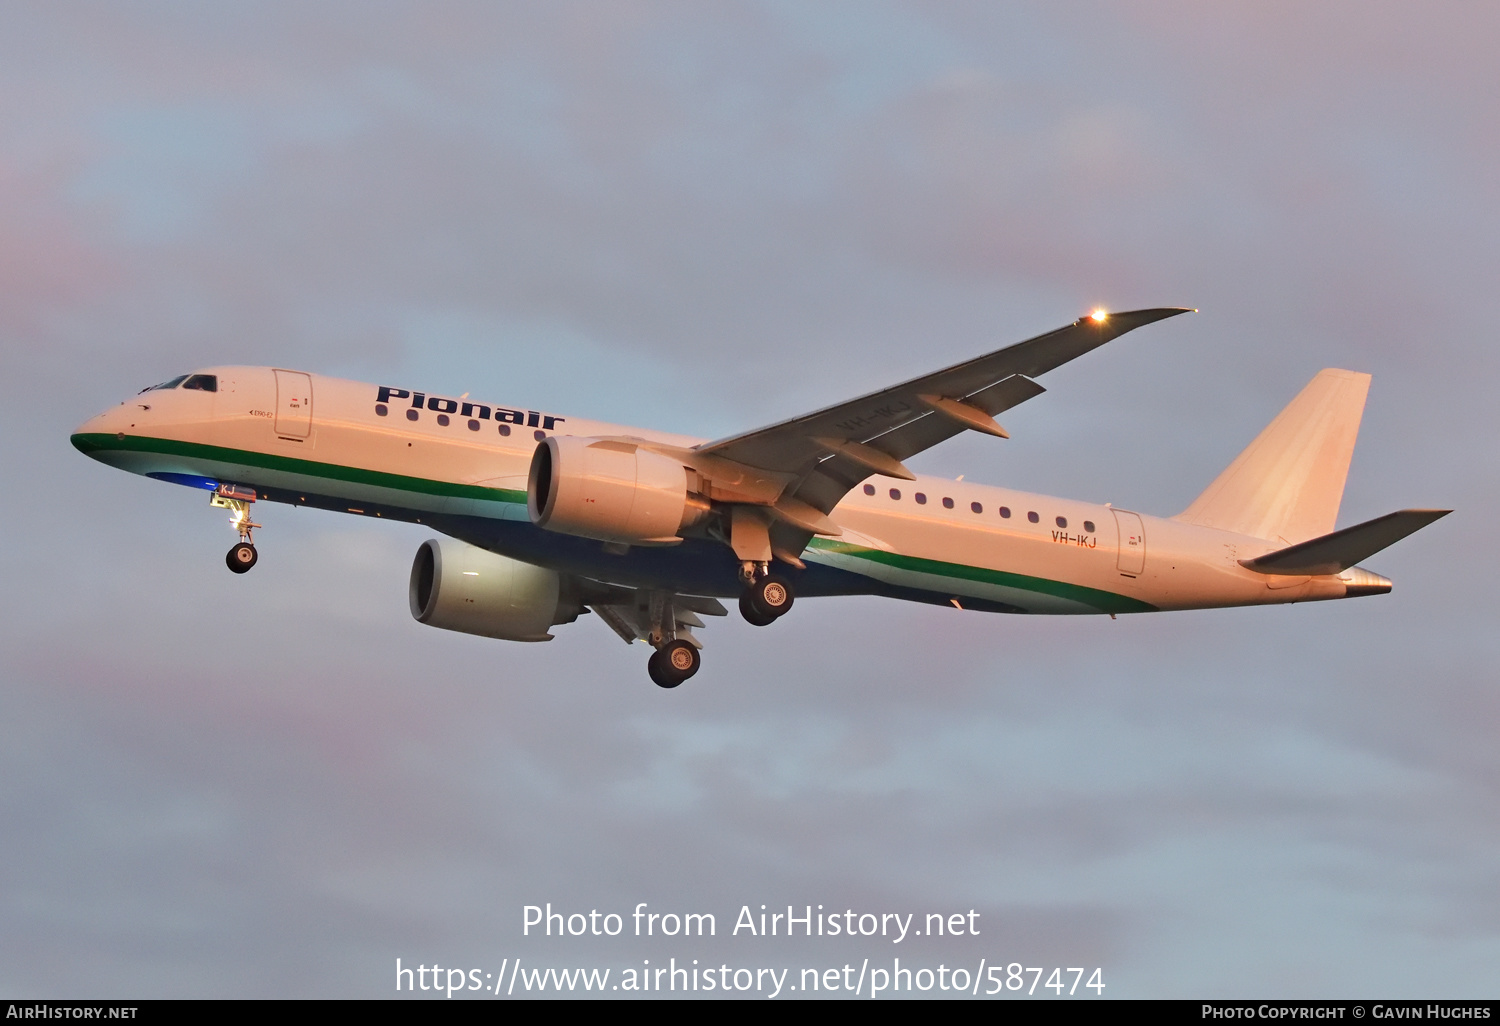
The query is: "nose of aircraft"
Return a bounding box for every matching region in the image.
[71,404,130,458]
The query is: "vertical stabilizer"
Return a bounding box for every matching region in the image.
[1174,369,1370,544]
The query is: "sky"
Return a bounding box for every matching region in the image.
[1,0,1496,999]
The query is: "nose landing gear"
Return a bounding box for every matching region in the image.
[211,484,261,574]
[227,541,258,573]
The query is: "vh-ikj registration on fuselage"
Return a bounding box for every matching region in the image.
[71,309,1448,687]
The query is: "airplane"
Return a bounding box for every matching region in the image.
[71,308,1449,688]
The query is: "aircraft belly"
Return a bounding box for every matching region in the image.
[428,514,879,598]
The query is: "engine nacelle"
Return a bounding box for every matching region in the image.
[528,436,709,544]
[409,538,577,642]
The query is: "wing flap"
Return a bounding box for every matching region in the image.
[590,602,639,644]
[964,372,1048,416]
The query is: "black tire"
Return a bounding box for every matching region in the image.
[226,542,258,574]
[647,650,678,688]
[648,640,700,688]
[748,574,794,620]
[739,591,776,627]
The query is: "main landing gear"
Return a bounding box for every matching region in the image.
[211,484,261,574]
[738,561,794,627]
[647,639,701,688]
[641,591,705,688]
[635,565,794,686]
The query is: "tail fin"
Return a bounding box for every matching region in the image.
[1174,369,1371,544]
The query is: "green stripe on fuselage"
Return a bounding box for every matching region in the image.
[807,538,1157,614]
[69,432,528,505]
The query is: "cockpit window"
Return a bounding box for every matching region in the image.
[181,374,218,392]
[139,375,189,393]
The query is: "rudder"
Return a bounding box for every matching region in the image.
[1174,369,1370,544]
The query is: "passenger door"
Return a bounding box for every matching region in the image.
[273,369,313,440]
[1112,508,1146,575]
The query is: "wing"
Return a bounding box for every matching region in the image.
[694,309,1192,546]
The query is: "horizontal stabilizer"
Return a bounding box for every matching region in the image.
[1239,509,1450,576]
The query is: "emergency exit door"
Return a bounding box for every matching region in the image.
[1112,508,1146,575]
[273,369,313,439]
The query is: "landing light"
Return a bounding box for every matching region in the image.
[1090,308,1109,323]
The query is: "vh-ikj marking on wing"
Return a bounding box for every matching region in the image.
[70,310,1449,688]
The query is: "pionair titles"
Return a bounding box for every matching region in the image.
[374,386,566,433]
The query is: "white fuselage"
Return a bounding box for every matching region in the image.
[72,366,1380,615]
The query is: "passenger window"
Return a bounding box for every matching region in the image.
[889,488,901,500]
[863,484,876,496]
[375,404,388,416]
[181,374,218,392]
[1027,511,1039,523]
[406,409,419,421]
[942,497,954,509]
[1084,520,1095,533]
[1056,516,1067,529]
[468,419,481,431]
[915,493,927,505]
[436,414,450,427]
[534,429,546,441]
[970,502,983,514]
[999,506,1011,518]
[498,424,511,436]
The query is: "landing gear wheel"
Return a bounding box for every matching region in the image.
[647,640,700,688]
[748,574,794,620]
[739,591,776,627]
[226,542,258,574]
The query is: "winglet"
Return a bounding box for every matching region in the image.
[1080,307,1195,331]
